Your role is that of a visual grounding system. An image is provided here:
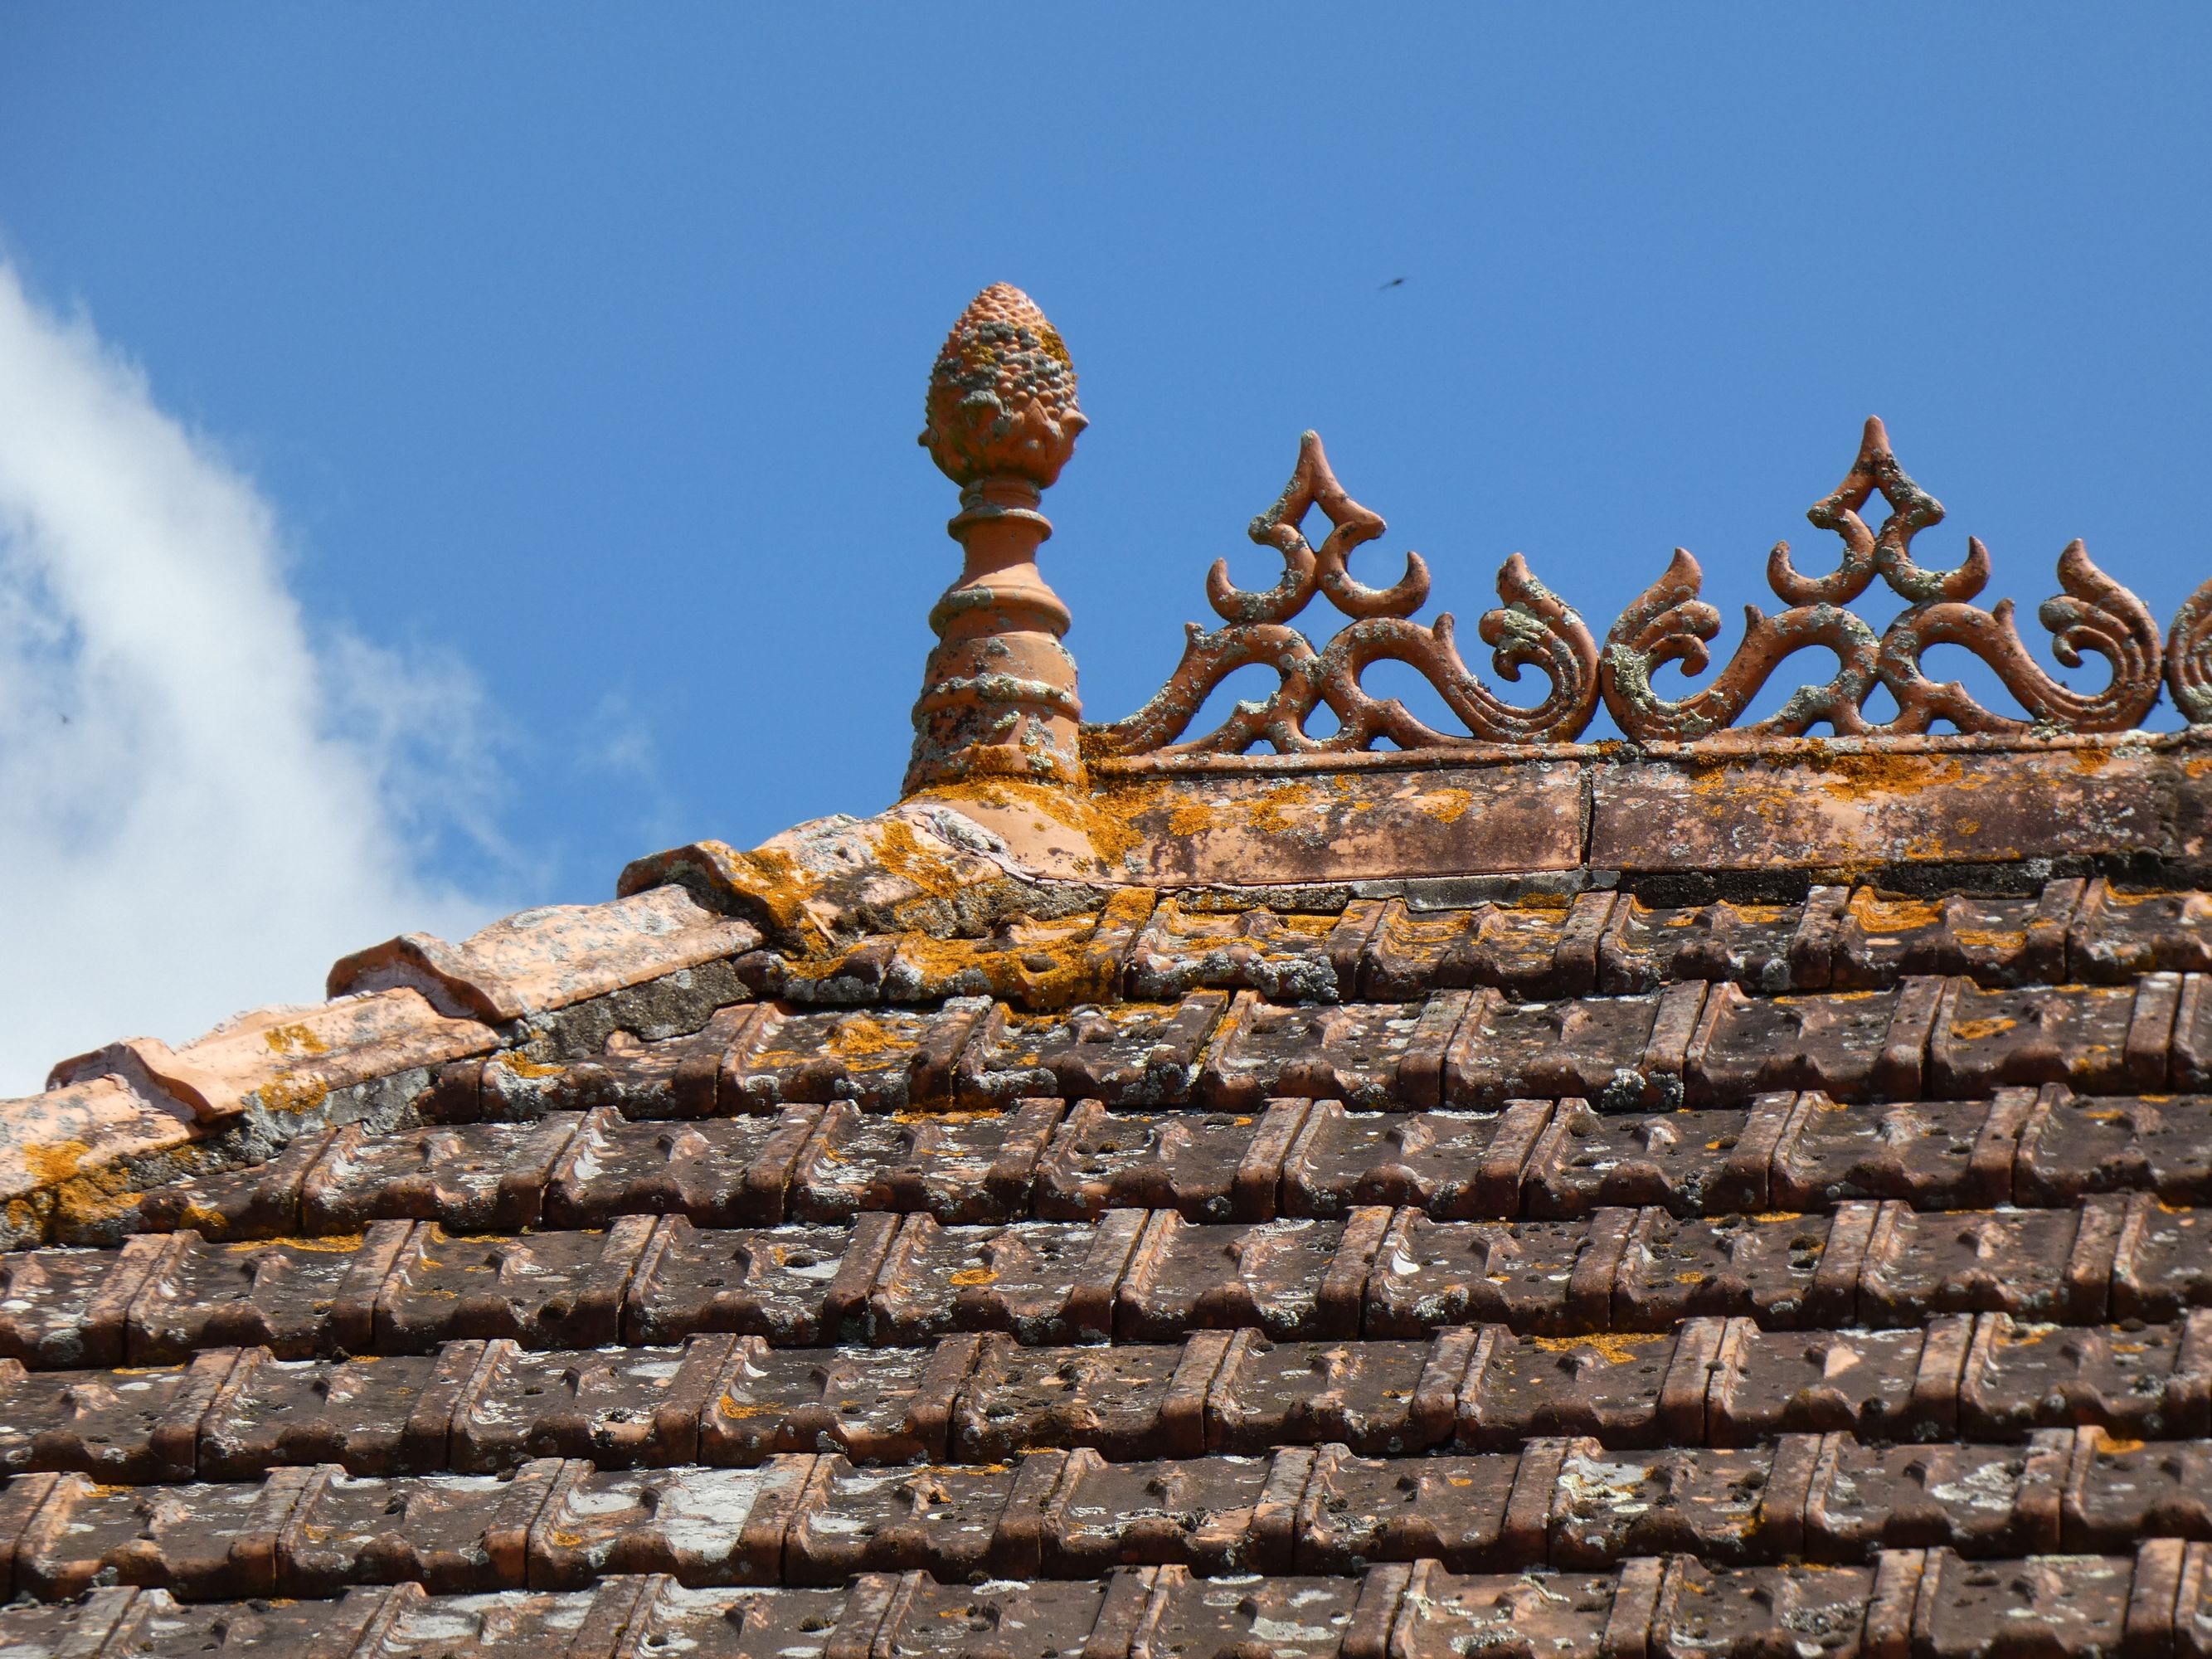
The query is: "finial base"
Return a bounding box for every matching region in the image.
[904,528,1085,791]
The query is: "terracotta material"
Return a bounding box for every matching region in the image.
[1604,416,2162,739]
[1110,759,1588,884]
[1086,431,1597,756]
[905,284,1089,794]
[617,796,1083,951]
[1096,415,2181,757]
[327,884,758,1021]
[0,1077,193,1246]
[46,986,497,1124]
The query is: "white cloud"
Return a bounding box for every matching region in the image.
[0,261,508,1094]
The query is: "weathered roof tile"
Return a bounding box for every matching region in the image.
[328,885,759,1023]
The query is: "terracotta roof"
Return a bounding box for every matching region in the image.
[5,284,2212,1656]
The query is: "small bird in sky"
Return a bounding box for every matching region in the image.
[1379,277,1404,289]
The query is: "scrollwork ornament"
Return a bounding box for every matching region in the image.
[1601,416,2161,742]
[2166,577,2212,726]
[1086,433,1599,757]
[1601,548,1882,741]
[1877,539,2163,734]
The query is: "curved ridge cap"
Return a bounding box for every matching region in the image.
[618,796,1113,958]
[0,1073,196,1242]
[40,990,500,1128]
[327,883,761,1022]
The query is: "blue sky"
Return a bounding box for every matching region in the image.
[0,8,2205,1081]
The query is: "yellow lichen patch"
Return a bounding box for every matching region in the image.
[948,1267,998,1287]
[1245,781,1323,837]
[255,1075,331,1118]
[1846,889,1944,933]
[870,818,974,903]
[22,1138,91,1188]
[633,840,828,954]
[1948,1017,2019,1042]
[921,776,1147,867]
[46,1170,148,1236]
[488,1051,566,1080]
[1530,1332,1667,1365]
[730,847,808,908]
[1167,800,1218,838]
[262,1022,333,1058]
[230,1233,366,1253]
[1949,927,2026,954]
[884,924,1097,1010]
[1497,892,1571,914]
[1416,789,1473,825]
[1801,749,1966,803]
[821,1014,897,1060]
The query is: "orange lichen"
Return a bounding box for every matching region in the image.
[1530,1332,1667,1365]
[872,818,974,904]
[1245,781,1323,837]
[231,1233,365,1253]
[1166,800,1218,838]
[868,918,1105,1010]
[1949,928,2025,951]
[1804,750,1966,802]
[1415,789,1473,825]
[255,1075,331,1118]
[260,1022,333,1058]
[917,776,1146,867]
[1948,1018,2019,1042]
[22,1139,90,1187]
[1848,890,1945,932]
[488,1051,566,1080]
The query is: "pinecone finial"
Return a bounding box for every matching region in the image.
[920,283,1087,489]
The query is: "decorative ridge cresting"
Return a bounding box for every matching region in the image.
[1087,416,2209,759]
[1602,415,2161,741]
[1083,431,1600,757]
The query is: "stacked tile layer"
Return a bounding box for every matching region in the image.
[6,867,2212,1655]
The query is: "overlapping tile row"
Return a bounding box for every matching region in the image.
[426,970,2212,1126]
[9,1545,2212,1659]
[758,879,2212,1012]
[7,1428,2212,1598]
[3,1316,2205,1485]
[5,1198,2210,1367]
[84,1087,2212,1246]
[32,971,2212,1248]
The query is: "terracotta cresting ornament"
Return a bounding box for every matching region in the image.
[904,284,1089,795]
[1601,416,2163,741]
[1083,431,1599,757]
[1089,414,2187,761]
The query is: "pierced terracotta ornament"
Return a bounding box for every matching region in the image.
[1602,416,2163,741]
[1091,414,2179,760]
[1084,431,1600,757]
